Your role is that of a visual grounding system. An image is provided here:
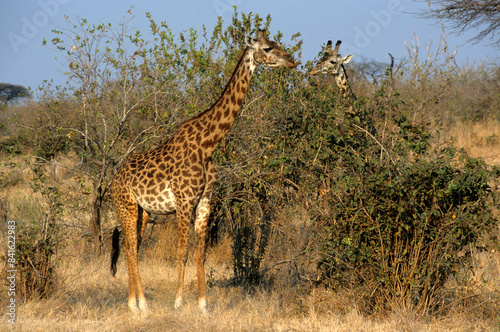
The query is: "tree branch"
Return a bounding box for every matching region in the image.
[415,0,500,46]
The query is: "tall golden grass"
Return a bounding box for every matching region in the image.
[442,120,500,165]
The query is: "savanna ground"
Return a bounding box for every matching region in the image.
[1,11,500,331]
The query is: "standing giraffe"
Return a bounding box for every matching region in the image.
[110,29,296,314]
[310,40,355,98]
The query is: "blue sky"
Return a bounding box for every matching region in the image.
[1,0,499,91]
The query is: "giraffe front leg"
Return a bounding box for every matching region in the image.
[194,197,210,314]
[175,206,191,310]
[136,208,150,313]
[194,163,217,314]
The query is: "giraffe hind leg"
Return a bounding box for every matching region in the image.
[123,233,140,313]
[121,205,150,313]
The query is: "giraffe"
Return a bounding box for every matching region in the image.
[310,40,355,98]
[110,29,296,314]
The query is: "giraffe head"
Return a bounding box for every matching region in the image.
[245,29,297,69]
[310,40,353,76]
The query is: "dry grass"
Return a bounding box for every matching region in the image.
[3,241,499,332]
[439,120,500,166]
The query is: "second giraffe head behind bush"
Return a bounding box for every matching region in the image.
[311,40,354,97]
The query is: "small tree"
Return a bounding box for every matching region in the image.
[0,83,29,104]
[46,12,157,252]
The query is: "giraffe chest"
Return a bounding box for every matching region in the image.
[131,180,177,215]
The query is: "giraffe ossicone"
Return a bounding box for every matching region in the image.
[110,29,296,314]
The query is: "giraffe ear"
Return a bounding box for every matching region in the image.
[342,54,353,64]
[244,36,257,48]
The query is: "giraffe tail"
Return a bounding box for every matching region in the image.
[110,227,120,276]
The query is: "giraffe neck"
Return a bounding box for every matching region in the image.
[335,66,348,97]
[173,47,256,161]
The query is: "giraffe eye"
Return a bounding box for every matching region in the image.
[263,47,272,53]
[329,60,337,65]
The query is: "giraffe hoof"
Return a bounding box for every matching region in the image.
[200,306,209,315]
[174,298,182,310]
[129,304,141,315]
[199,298,208,315]
[139,303,149,314]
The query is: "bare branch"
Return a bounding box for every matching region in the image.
[415,0,500,47]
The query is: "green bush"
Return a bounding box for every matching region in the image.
[305,85,500,314]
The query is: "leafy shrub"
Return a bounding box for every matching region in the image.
[16,217,58,300]
[306,83,500,315]
[13,169,65,300]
